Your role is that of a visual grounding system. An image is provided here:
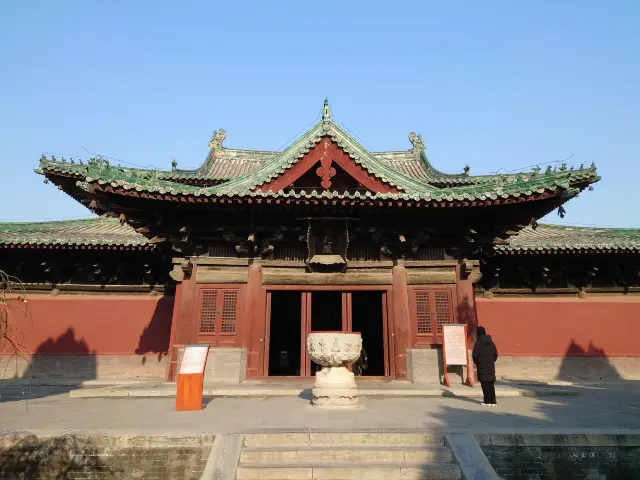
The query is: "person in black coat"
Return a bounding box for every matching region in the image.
[472,326,499,406]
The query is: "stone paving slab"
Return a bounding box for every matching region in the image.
[1,382,639,436]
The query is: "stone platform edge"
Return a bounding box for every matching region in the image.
[66,384,580,399]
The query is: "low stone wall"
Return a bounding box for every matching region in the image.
[494,356,640,382]
[477,433,640,480]
[406,348,472,384]
[204,348,246,385]
[406,348,640,383]
[0,434,214,480]
[0,354,169,383]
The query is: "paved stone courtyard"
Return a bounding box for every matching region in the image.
[1,382,639,436]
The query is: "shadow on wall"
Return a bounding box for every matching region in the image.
[0,328,96,403]
[458,293,478,339]
[557,339,622,382]
[134,295,173,367]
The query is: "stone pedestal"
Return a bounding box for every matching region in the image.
[307,332,362,409]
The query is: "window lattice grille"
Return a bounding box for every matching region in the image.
[221,291,238,333]
[208,245,236,258]
[434,291,453,334]
[199,291,218,333]
[415,248,446,261]
[274,245,306,261]
[415,291,433,334]
[347,246,380,261]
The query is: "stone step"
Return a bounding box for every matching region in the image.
[240,445,453,464]
[243,433,444,447]
[236,462,462,480]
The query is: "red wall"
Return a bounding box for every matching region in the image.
[2,294,174,355]
[476,297,640,356]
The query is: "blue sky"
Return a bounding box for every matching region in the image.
[1,1,638,226]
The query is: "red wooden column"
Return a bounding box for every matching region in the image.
[244,264,266,379]
[456,264,479,343]
[392,264,411,380]
[167,264,198,381]
[167,282,183,354]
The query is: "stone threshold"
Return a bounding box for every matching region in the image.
[65,380,582,399]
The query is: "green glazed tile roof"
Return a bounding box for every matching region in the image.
[37,117,599,201]
[495,224,640,253]
[0,217,149,247]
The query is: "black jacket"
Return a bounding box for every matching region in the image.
[472,334,499,383]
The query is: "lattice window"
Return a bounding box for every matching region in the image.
[199,291,218,333]
[414,247,447,261]
[415,291,433,334]
[221,291,238,333]
[434,291,453,334]
[274,244,306,261]
[208,245,236,258]
[347,246,380,261]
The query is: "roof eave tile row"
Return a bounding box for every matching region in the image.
[2,218,639,253]
[0,218,152,248]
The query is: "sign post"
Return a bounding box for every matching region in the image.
[442,324,474,387]
[176,344,209,411]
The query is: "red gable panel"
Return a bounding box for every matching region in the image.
[258,136,399,194]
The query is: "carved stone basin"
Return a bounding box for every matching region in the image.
[307,332,362,367]
[306,332,362,409]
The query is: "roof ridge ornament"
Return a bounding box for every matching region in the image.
[209,129,227,158]
[408,132,425,154]
[322,98,331,122]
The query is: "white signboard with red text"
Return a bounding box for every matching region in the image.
[442,324,474,387]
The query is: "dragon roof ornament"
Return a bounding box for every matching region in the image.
[209,129,227,158]
[408,132,425,155]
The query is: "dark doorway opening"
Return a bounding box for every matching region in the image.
[352,291,386,376]
[268,291,301,376]
[310,291,342,374]
[311,291,342,331]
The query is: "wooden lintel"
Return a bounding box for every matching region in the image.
[262,269,392,285]
[255,259,307,268]
[21,283,168,294]
[403,260,459,268]
[406,268,457,285]
[345,260,394,269]
[191,257,250,266]
[195,267,249,284]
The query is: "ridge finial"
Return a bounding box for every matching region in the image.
[322,98,331,121]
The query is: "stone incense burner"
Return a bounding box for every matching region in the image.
[306,331,362,409]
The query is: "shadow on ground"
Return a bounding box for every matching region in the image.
[428,343,640,479]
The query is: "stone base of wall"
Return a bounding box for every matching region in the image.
[477,434,640,480]
[407,348,473,384]
[495,356,640,382]
[0,434,214,480]
[407,350,640,383]
[0,354,169,383]
[203,348,247,385]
